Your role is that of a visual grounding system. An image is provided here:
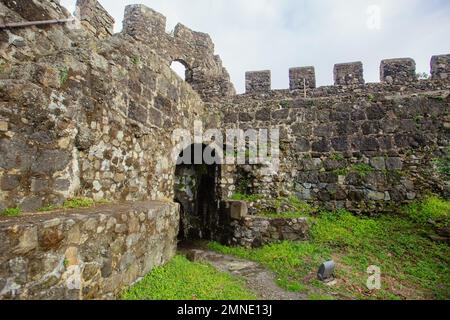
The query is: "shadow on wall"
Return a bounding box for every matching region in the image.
[174,144,224,242]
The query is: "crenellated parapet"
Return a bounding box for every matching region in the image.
[245,55,450,94]
[122,4,235,101]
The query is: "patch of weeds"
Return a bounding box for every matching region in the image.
[121,255,257,300]
[430,96,445,102]
[351,163,374,177]
[260,211,308,219]
[330,153,345,161]
[416,72,430,80]
[230,193,265,202]
[433,144,450,180]
[334,168,349,176]
[404,196,449,228]
[414,115,424,128]
[0,59,6,73]
[38,198,109,212]
[63,198,95,209]
[1,207,21,217]
[38,205,58,212]
[280,100,290,109]
[63,259,69,268]
[59,67,69,85]
[308,293,335,300]
[367,94,375,102]
[131,55,141,66]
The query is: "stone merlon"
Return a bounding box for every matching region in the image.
[380,58,417,84]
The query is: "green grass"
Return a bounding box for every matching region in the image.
[39,198,109,212]
[209,197,450,300]
[39,205,59,212]
[63,198,95,209]
[404,196,449,228]
[260,212,308,219]
[330,153,345,161]
[230,193,265,202]
[131,55,141,65]
[433,144,450,181]
[280,100,291,109]
[1,207,21,217]
[59,67,69,85]
[0,59,6,73]
[351,163,374,177]
[332,163,375,178]
[334,168,349,176]
[121,255,257,300]
[308,293,335,300]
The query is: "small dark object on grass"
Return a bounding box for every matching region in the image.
[318,260,335,282]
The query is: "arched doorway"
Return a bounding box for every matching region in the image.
[174,144,224,243]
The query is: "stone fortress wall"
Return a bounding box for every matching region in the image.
[218,56,450,212]
[0,0,448,299]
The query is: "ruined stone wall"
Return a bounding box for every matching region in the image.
[230,216,309,248]
[217,58,450,213]
[0,1,223,212]
[122,4,235,102]
[0,201,179,300]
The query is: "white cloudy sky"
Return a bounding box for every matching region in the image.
[60,0,450,93]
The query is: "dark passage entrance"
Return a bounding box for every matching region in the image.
[174,144,224,242]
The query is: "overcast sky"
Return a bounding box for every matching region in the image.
[61,0,450,93]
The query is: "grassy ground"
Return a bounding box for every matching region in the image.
[210,196,450,300]
[121,255,257,300]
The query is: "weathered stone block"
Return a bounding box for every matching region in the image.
[128,102,148,124]
[380,58,416,84]
[289,67,316,90]
[334,62,364,85]
[386,157,403,170]
[0,120,7,131]
[76,0,115,39]
[230,201,248,220]
[245,70,271,93]
[431,54,450,80]
[370,157,386,171]
[1,175,20,191]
